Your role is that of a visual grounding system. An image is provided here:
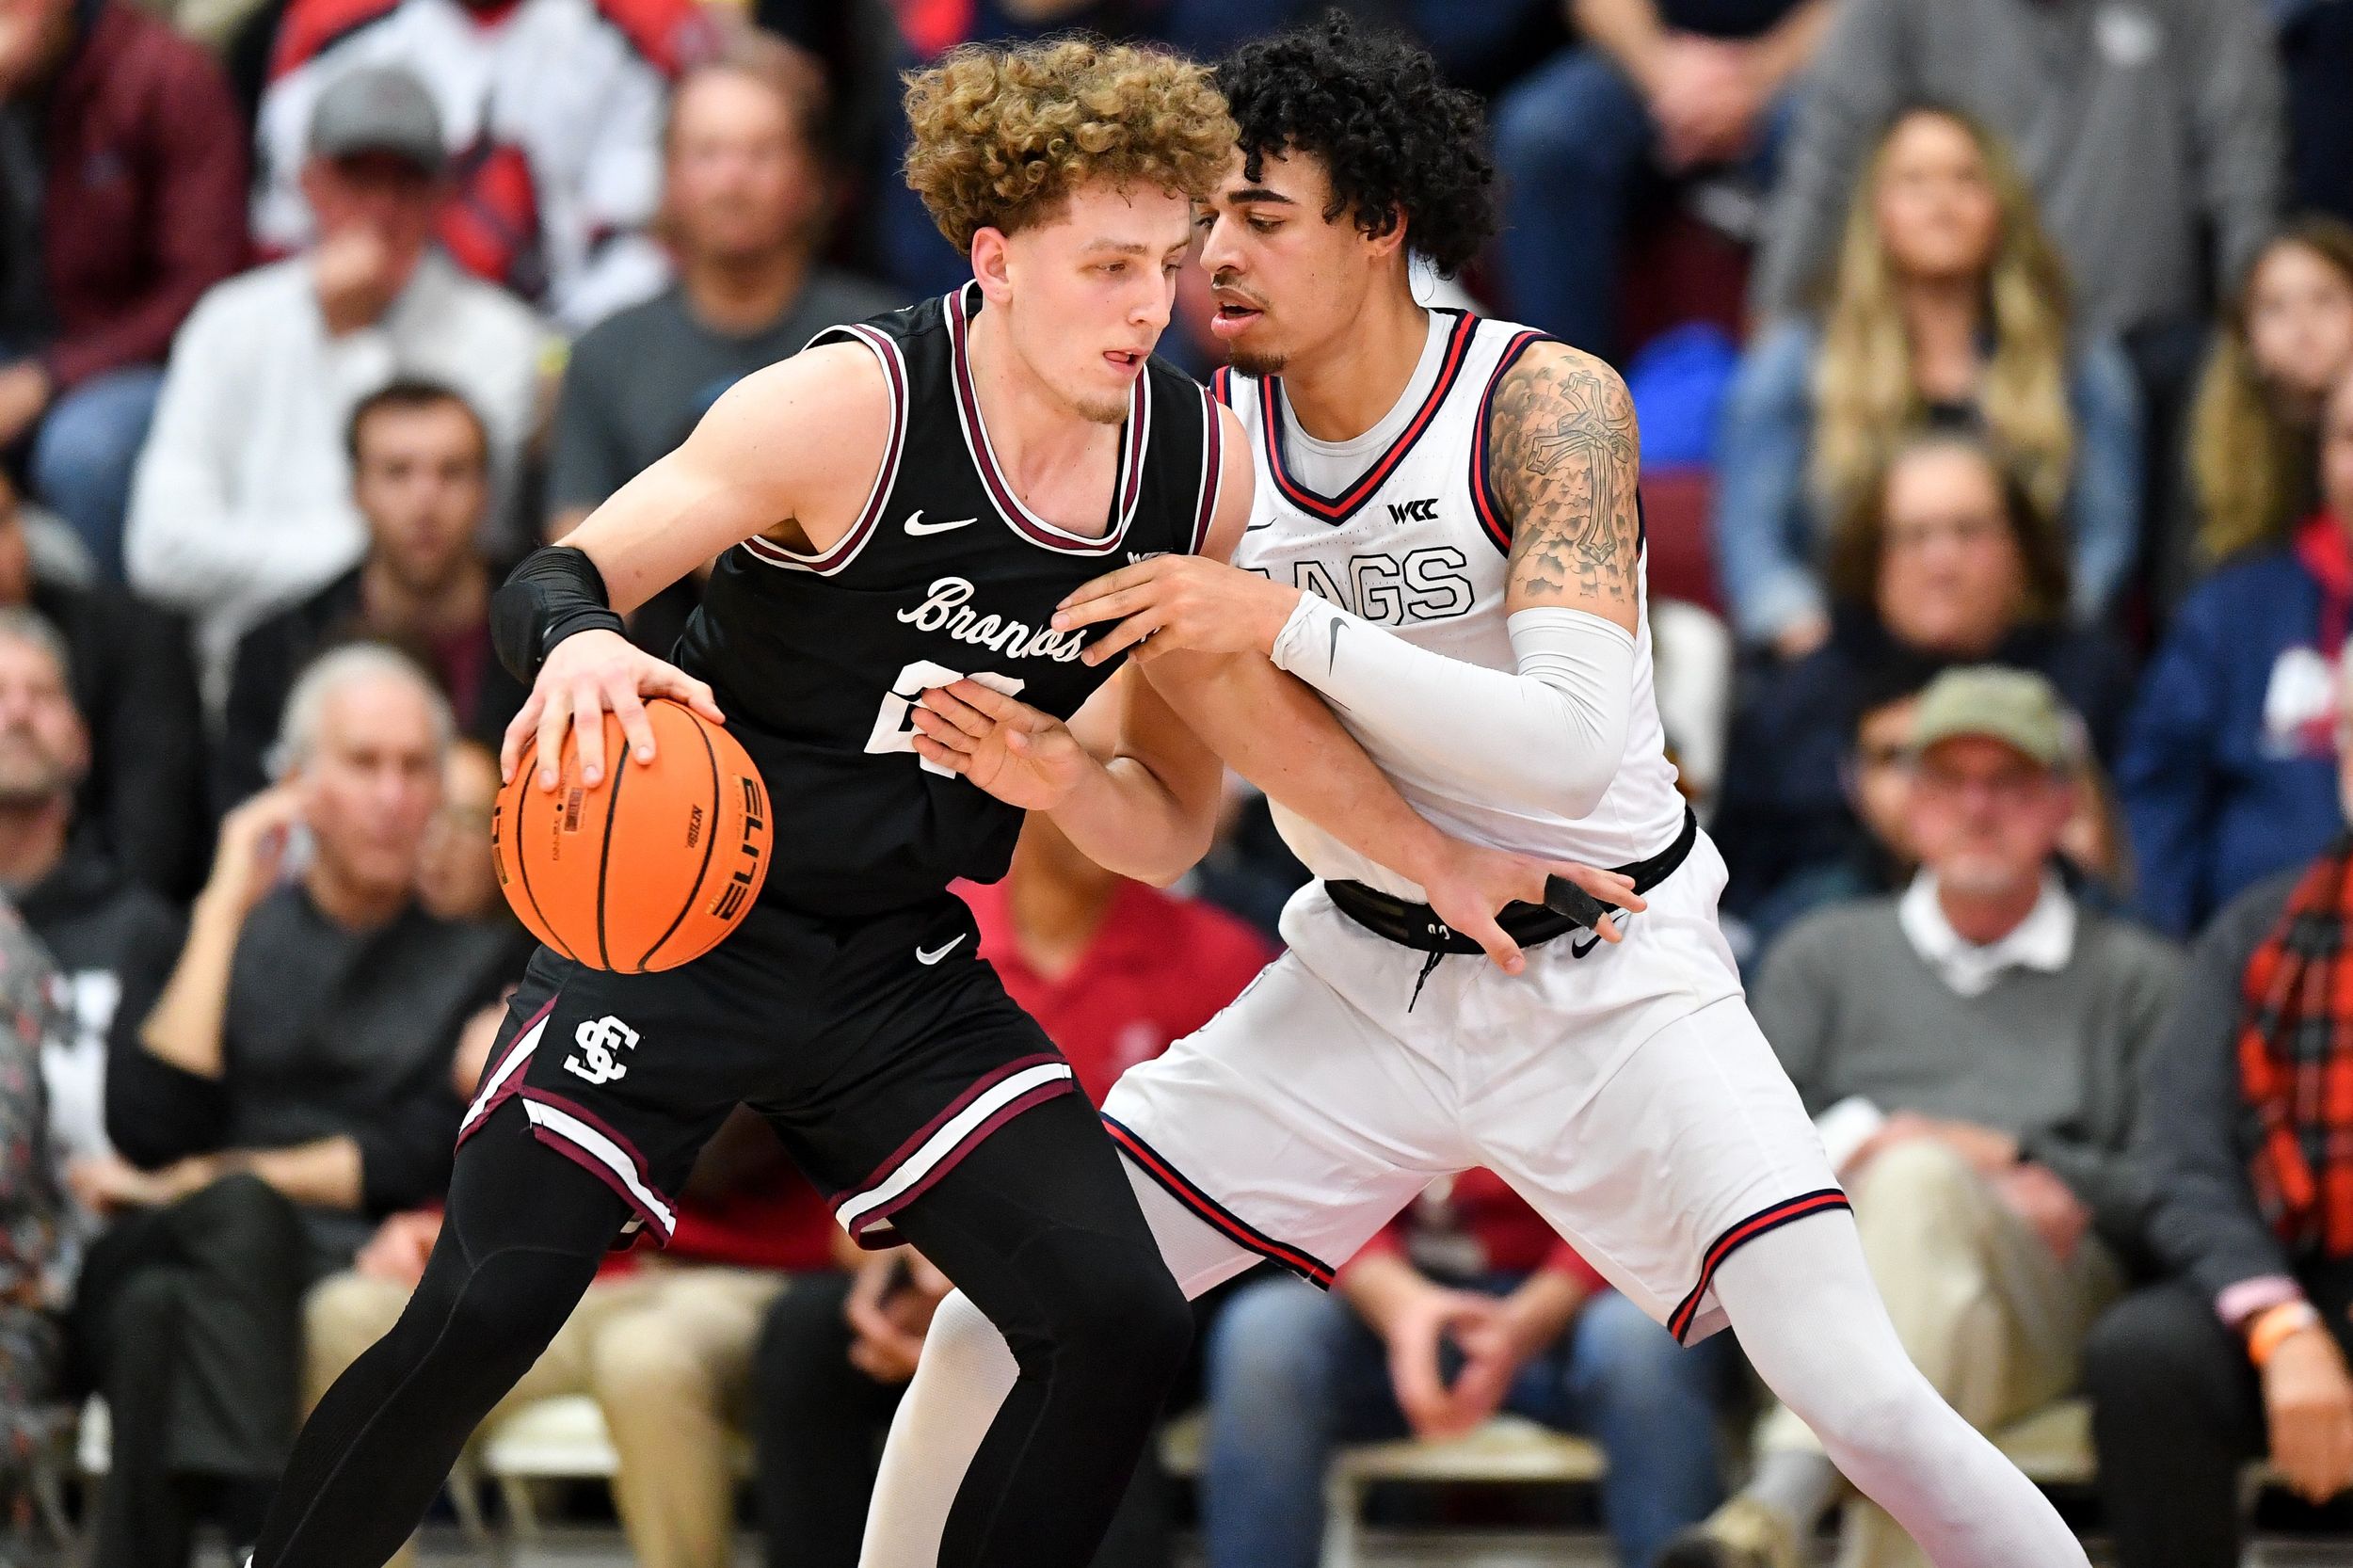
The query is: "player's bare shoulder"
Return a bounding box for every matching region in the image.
[683,340,896,557]
[1485,341,1642,624]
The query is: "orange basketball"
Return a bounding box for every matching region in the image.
[493,699,771,972]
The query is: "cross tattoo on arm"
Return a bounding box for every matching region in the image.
[1488,344,1642,617]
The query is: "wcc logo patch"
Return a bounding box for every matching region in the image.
[1386,498,1439,524]
[565,1016,640,1085]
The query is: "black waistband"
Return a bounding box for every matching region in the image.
[1325,807,1699,955]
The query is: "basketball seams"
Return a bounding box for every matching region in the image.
[495,702,768,973]
[510,764,576,963]
[636,706,724,972]
[592,714,628,971]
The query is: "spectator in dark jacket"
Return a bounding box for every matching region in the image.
[72,645,509,1568]
[1717,431,2133,922]
[217,381,527,816]
[2085,643,2353,1565]
[0,608,184,1272]
[0,0,248,578]
[0,477,205,900]
[2120,364,2353,936]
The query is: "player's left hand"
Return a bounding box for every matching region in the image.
[1414,839,1645,977]
[1051,554,1302,666]
[910,680,1098,810]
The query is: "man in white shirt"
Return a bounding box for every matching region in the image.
[125,66,542,709]
[1665,666,2180,1568]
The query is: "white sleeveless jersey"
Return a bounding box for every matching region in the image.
[1217,309,1688,899]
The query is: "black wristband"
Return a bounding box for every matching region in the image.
[491,546,629,683]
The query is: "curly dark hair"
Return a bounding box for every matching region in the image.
[1214,10,1496,277]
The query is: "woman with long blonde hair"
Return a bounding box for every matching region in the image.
[2186,218,2353,567]
[1715,104,2140,660]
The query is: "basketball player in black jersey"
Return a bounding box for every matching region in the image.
[246,38,1632,1568]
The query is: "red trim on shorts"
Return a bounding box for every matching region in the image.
[832,1053,1070,1205]
[526,1125,670,1247]
[1102,1113,1336,1288]
[454,994,560,1148]
[1668,1189,1851,1342]
[518,1086,679,1242]
[840,1078,1080,1248]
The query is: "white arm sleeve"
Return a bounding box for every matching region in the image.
[1269,596,1636,819]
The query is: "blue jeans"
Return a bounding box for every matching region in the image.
[1492,47,1793,360]
[1202,1274,1726,1567]
[29,365,164,582]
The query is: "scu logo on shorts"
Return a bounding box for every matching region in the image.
[565,1016,641,1085]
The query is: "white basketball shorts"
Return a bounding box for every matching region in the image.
[1102,828,1845,1342]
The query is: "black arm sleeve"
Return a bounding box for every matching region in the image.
[490,547,628,684]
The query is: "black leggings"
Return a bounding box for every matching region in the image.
[253,1093,1191,1568]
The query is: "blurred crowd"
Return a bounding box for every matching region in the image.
[2,0,2353,1565]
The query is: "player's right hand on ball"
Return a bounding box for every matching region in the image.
[501,628,725,792]
[1416,841,1643,977]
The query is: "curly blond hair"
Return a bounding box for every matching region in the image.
[903,38,1236,253]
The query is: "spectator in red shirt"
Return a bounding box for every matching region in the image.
[1201,1171,1729,1568]
[0,0,248,580]
[752,814,1275,1568]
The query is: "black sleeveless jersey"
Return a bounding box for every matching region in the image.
[673,282,1222,919]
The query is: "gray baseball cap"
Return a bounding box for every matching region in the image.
[308,65,445,174]
[1908,665,2070,770]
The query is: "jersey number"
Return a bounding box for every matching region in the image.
[866,660,1027,777]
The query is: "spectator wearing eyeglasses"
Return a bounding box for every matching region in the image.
[1716,432,2132,935]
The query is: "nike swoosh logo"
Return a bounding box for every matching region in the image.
[915,935,968,966]
[1326,616,1344,673]
[1570,911,1634,959]
[1242,520,1275,533]
[904,511,977,536]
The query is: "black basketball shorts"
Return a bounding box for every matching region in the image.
[456,890,1077,1249]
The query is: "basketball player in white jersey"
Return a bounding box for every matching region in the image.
[867,18,2095,1568]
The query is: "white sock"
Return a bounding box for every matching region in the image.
[1710,1210,2089,1568]
[857,1158,1256,1567]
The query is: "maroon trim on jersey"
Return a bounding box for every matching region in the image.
[1190,386,1223,556]
[741,322,907,575]
[1103,1113,1337,1288]
[947,282,1144,555]
[1668,1189,1852,1342]
[1209,364,1234,408]
[1470,328,1551,555]
[1259,310,1479,526]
